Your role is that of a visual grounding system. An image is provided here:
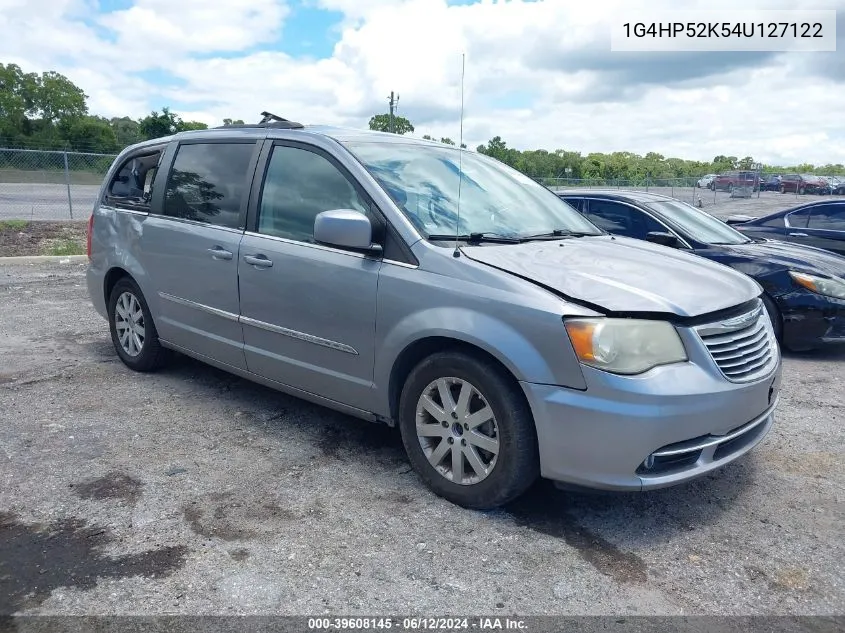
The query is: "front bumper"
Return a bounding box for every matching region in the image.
[781,294,845,350]
[521,351,782,492]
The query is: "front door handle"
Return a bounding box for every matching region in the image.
[243,254,273,268]
[789,232,808,237]
[207,246,233,260]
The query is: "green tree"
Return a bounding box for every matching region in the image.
[180,120,208,132]
[35,71,87,124]
[110,116,143,146]
[61,115,119,153]
[139,107,181,139]
[0,63,38,138]
[440,137,455,145]
[138,107,207,140]
[222,118,245,126]
[368,113,414,134]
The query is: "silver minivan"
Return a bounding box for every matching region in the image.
[86,118,782,509]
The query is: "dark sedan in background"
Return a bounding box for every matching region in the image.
[760,175,782,192]
[557,189,845,352]
[725,200,845,257]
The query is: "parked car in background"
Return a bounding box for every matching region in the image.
[822,176,843,194]
[84,117,785,509]
[558,189,845,352]
[697,174,717,189]
[780,174,826,195]
[832,178,845,195]
[712,171,760,192]
[761,175,782,192]
[725,200,845,257]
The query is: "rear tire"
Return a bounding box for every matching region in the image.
[780,185,785,194]
[397,351,540,510]
[107,277,171,372]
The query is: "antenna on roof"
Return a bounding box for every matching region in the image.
[453,52,466,259]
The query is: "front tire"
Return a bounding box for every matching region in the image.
[107,277,170,372]
[397,351,540,510]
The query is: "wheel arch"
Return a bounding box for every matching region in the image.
[387,336,530,427]
[103,266,134,306]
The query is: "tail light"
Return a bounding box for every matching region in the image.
[87,213,94,259]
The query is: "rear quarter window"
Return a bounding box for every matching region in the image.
[103,150,163,211]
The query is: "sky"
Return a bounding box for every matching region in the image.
[1,0,843,165]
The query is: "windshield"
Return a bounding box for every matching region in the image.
[342,141,604,239]
[646,199,751,245]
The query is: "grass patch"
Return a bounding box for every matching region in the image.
[46,239,86,256]
[0,220,29,230]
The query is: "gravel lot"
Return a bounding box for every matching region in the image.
[0,261,843,617]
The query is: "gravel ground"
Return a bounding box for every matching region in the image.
[0,262,843,617]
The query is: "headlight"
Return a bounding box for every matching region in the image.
[789,271,845,300]
[564,318,688,375]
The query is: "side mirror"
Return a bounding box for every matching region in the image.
[645,231,682,248]
[314,209,382,254]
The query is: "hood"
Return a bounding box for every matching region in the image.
[460,235,761,318]
[720,239,845,277]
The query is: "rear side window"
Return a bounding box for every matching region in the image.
[808,204,845,230]
[161,142,255,229]
[256,145,371,243]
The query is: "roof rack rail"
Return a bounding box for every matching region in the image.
[258,111,304,128]
[212,111,304,130]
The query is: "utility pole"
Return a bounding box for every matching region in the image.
[388,91,399,133]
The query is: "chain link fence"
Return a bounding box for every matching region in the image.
[0,148,116,221]
[541,170,845,213]
[2,148,844,222]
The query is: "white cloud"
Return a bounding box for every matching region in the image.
[1,0,843,166]
[98,0,289,57]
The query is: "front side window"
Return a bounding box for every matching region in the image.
[342,141,602,239]
[257,145,371,243]
[162,142,256,229]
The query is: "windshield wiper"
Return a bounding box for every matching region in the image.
[521,229,601,240]
[427,232,522,244]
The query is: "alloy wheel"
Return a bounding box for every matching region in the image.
[414,377,500,485]
[114,291,145,357]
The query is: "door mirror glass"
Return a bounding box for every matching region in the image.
[314,209,381,253]
[645,231,681,248]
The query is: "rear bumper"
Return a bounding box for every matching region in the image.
[521,357,782,492]
[86,265,108,320]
